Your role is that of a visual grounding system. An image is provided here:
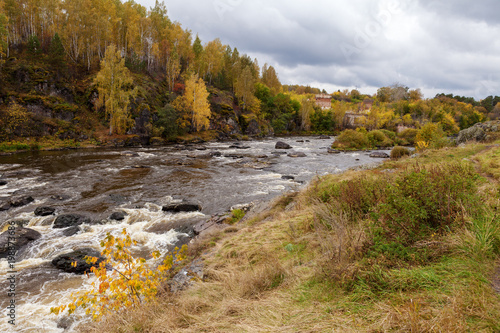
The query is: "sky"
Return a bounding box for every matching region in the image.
[135,0,500,100]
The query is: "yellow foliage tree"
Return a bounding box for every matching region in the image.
[94,45,137,135]
[50,229,187,321]
[174,74,211,132]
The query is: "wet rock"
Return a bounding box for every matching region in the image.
[62,226,81,237]
[109,211,127,221]
[369,152,390,158]
[53,214,91,228]
[287,152,307,158]
[296,140,304,143]
[257,154,268,158]
[275,141,292,149]
[34,206,56,216]
[10,196,34,207]
[163,203,202,213]
[0,227,42,259]
[230,202,255,212]
[319,135,331,139]
[224,154,245,159]
[328,149,341,154]
[271,151,288,156]
[130,165,151,169]
[210,151,222,157]
[0,180,7,186]
[196,146,207,151]
[51,248,105,275]
[281,175,295,180]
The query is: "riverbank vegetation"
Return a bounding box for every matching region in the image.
[79,138,500,332]
[1,1,500,152]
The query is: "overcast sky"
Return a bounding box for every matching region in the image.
[136,0,500,100]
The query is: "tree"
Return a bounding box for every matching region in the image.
[174,74,211,132]
[49,33,65,66]
[27,35,41,56]
[299,98,315,131]
[94,45,137,135]
[0,7,7,66]
[235,66,259,112]
[261,64,281,95]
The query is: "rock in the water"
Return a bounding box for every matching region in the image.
[51,248,105,274]
[210,151,222,157]
[275,141,292,149]
[109,211,127,221]
[0,227,42,259]
[62,226,81,237]
[108,193,127,204]
[369,152,390,158]
[50,195,70,201]
[287,152,307,158]
[10,196,34,207]
[0,180,7,186]
[162,203,202,213]
[319,135,331,139]
[34,206,56,216]
[281,175,295,180]
[328,149,341,154]
[53,214,91,228]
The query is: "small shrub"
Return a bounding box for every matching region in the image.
[390,146,411,159]
[332,129,370,150]
[398,128,419,145]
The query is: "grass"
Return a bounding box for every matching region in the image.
[80,142,500,333]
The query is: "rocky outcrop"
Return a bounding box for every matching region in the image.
[0,228,42,259]
[53,214,91,228]
[34,206,56,216]
[168,259,204,293]
[51,248,105,274]
[275,141,292,149]
[456,121,500,144]
[193,213,230,235]
[162,203,202,213]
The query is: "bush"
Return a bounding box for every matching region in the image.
[398,128,418,145]
[367,130,394,147]
[390,146,411,159]
[332,129,370,150]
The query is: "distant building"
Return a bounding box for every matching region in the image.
[315,94,332,109]
[358,99,374,113]
[343,112,367,129]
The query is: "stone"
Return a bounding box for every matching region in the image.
[318,135,331,139]
[328,149,341,154]
[287,152,307,157]
[51,248,105,275]
[0,180,7,186]
[0,201,11,211]
[62,226,81,237]
[109,211,127,221]
[369,152,390,158]
[275,141,292,149]
[281,175,295,180]
[0,228,42,259]
[120,150,139,157]
[53,214,91,228]
[162,203,202,213]
[168,259,204,293]
[34,206,56,216]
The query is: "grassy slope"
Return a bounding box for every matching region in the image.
[85,142,500,333]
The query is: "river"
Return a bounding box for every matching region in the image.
[0,137,391,332]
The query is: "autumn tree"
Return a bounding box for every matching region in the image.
[0,9,6,66]
[174,73,211,132]
[234,66,260,113]
[299,98,315,131]
[94,44,137,135]
[261,63,281,95]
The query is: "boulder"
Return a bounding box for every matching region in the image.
[319,135,331,139]
[456,120,500,144]
[0,227,42,259]
[0,180,7,186]
[281,175,295,180]
[287,152,307,158]
[328,149,341,154]
[275,141,292,149]
[51,248,105,275]
[62,226,81,237]
[162,203,202,213]
[109,211,127,221]
[193,214,229,235]
[34,206,56,216]
[10,196,34,207]
[53,214,91,229]
[369,152,390,158]
[168,259,204,293]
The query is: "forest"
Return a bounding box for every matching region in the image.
[0,0,499,149]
